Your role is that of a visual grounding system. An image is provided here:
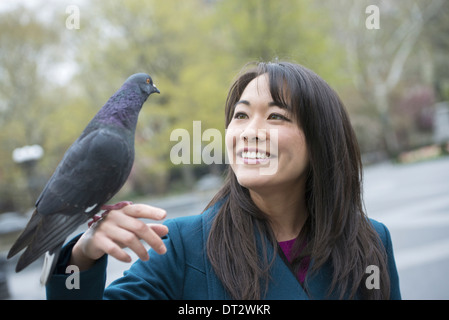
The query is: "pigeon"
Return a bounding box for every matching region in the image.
[7,73,160,285]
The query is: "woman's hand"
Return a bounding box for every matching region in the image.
[70,203,168,271]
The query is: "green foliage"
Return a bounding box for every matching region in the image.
[1,1,444,212]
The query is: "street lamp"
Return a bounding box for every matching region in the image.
[12,144,44,201]
[12,144,44,165]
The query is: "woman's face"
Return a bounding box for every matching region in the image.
[225,74,309,194]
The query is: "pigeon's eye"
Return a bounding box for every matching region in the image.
[146,78,150,84]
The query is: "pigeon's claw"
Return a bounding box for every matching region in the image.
[88,201,133,228]
[87,215,101,228]
[100,201,133,211]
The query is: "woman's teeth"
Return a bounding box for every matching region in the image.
[242,151,269,159]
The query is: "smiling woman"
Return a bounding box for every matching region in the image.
[206,61,400,299]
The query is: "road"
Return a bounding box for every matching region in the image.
[2,157,449,299]
[363,157,449,299]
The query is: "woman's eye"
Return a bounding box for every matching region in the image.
[268,113,290,121]
[234,112,248,119]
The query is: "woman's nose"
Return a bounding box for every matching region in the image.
[240,118,267,142]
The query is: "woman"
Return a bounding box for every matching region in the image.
[46,61,401,300]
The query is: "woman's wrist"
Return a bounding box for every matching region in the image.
[70,240,97,271]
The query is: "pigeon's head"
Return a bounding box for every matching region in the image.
[126,73,160,96]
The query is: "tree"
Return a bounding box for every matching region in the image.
[0,6,65,210]
[213,0,345,85]
[328,0,445,156]
[421,0,449,102]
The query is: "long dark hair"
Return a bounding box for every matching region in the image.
[206,61,390,299]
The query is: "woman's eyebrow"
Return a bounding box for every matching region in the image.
[235,100,250,107]
[235,100,288,108]
[268,101,289,109]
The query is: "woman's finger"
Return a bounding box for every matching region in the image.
[100,209,168,256]
[107,225,150,261]
[122,204,167,221]
[147,224,169,238]
[109,212,168,254]
[137,224,167,255]
[99,236,132,263]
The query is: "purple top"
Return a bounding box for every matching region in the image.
[278,238,310,284]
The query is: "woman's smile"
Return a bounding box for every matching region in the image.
[237,147,272,164]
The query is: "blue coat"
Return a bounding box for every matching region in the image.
[46,202,401,300]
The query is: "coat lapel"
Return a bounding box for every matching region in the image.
[265,249,310,299]
[303,259,336,299]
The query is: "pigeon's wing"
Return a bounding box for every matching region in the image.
[8,128,134,271]
[37,128,134,216]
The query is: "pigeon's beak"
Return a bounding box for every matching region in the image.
[152,84,160,94]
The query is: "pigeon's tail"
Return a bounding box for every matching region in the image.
[7,209,88,275]
[7,209,41,262]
